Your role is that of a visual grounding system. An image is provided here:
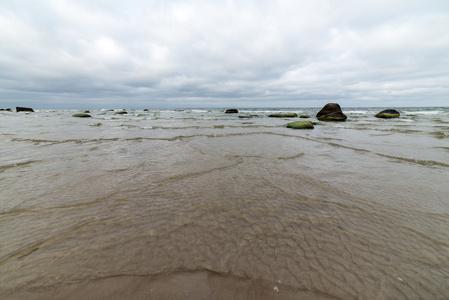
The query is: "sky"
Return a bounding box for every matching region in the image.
[1,0,448,108]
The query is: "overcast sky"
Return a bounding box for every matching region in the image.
[1,0,448,108]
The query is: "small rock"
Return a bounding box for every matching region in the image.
[73,113,92,118]
[299,115,310,118]
[114,111,128,115]
[375,109,400,118]
[225,109,238,114]
[286,120,314,129]
[16,106,34,112]
[269,113,298,118]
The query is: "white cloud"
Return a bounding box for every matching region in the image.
[0,0,448,108]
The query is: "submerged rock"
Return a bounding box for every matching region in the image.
[225,109,238,114]
[286,120,314,129]
[299,115,310,118]
[114,111,128,115]
[268,113,298,118]
[316,103,347,121]
[375,109,400,118]
[73,113,92,118]
[16,106,34,112]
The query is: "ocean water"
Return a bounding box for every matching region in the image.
[1,107,448,299]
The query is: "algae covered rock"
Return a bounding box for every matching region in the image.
[286,120,314,129]
[269,113,298,118]
[375,109,400,118]
[225,109,238,113]
[73,113,92,118]
[299,115,310,118]
[316,103,347,121]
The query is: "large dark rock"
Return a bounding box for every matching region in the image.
[225,109,238,114]
[375,109,400,118]
[16,106,34,112]
[316,103,342,117]
[316,103,347,121]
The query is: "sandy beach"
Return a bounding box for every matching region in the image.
[1,108,448,299]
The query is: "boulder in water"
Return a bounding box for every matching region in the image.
[286,120,314,129]
[114,111,128,115]
[375,109,400,118]
[316,103,347,121]
[16,107,34,112]
[225,109,238,114]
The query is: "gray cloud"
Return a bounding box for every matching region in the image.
[1,0,448,108]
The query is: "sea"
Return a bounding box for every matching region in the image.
[1,107,448,299]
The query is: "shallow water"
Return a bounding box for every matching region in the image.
[1,107,449,299]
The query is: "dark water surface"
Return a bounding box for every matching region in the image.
[1,107,449,299]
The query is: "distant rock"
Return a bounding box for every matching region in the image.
[268,113,298,118]
[16,107,34,112]
[316,103,347,121]
[299,115,310,118]
[0,108,13,111]
[143,109,149,112]
[225,109,238,114]
[73,113,92,118]
[286,120,314,129]
[114,111,128,115]
[375,109,400,118]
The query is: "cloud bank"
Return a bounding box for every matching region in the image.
[1,0,448,108]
